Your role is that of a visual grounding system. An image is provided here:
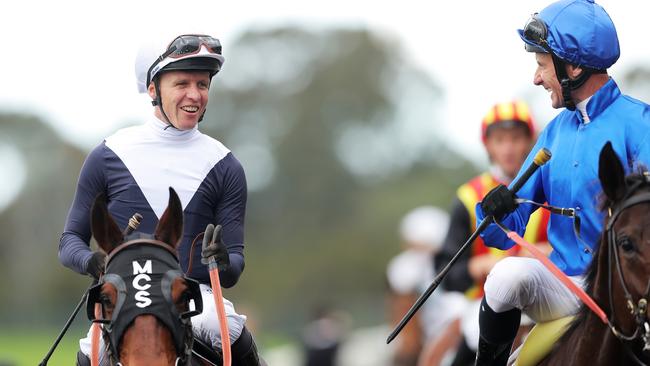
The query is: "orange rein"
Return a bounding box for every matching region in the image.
[504,229,608,323]
[91,303,101,366]
[208,262,231,366]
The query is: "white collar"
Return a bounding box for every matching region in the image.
[146,115,199,141]
[576,96,592,124]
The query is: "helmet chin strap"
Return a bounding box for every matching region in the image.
[550,53,594,111]
[152,80,179,130]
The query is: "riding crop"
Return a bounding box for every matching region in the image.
[38,281,95,366]
[387,148,551,344]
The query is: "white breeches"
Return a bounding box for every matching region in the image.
[483,257,583,322]
[80,284,246,359]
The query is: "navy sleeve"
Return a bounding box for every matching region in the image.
[58,143,106,275]
[215,153,248,288]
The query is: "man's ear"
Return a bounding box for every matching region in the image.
[148,82,157,100]
[567,64,584,80]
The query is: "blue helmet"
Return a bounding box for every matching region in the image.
[518,0,620,70]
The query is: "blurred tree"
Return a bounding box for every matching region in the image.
[621,64,650,103]
[0,113,89,325]
[0,26,480,338]
[201,27,476,333]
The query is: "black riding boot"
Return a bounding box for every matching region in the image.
[232,326,262,366]
[451,335,477,366]
[475,297,521,366]
[76,350,91,366]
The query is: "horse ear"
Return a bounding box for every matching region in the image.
[598,141,626,204]
[155,187,184,248]
[91,193,124,254]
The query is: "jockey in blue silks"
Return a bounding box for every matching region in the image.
[473,1,650,365]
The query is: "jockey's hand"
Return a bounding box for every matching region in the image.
[201,224,230,270]
[481,184,518,220]
[87,251,106,279]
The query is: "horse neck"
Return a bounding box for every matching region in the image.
[543,234,627,364]
[119,315,178,365]
[541,282,634,365]
[548,232,647,364]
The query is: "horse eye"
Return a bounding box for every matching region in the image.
[175,291,190,305]
[100,293,112,306]
[618,237,636,252]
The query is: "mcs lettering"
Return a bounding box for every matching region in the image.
[132,260,152,308]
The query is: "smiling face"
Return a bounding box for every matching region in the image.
[533,53,564,109]
[149,70,211,130]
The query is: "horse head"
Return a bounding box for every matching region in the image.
[596,141,650,356]
[87,187,203,365]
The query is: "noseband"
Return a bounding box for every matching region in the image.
[86,236,203,365]
[605,186,650,362]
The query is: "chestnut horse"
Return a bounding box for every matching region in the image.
[538,142,650,365]
[87,187,221,365]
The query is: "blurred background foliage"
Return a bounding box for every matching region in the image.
[0,25,649,364]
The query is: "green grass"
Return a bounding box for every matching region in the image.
[0,328,82,366]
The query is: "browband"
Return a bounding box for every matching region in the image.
[106,239,179,265]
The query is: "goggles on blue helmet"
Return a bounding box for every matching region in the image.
[519,12,606,111]
[522,14,551,54]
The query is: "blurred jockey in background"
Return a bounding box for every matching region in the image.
[420,101,550,366]
[387,206,466,366]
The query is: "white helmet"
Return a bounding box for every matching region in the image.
[399,206,449,251]
[135,34,226,94]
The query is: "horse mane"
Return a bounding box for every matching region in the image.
[554,167,650,346]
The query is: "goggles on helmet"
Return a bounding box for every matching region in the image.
[522,14,551,53]
[146,34,223,87]
[165,34,222,58]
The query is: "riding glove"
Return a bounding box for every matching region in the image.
[201,224,230,270]
[480,184,518,220]
[86,251,106,279]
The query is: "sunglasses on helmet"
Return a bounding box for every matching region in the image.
[522,14,551,53]
[163,34,222,59]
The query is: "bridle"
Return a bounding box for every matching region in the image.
[519,183,650,363]
[604,183,650,364]
[86,237,203,366]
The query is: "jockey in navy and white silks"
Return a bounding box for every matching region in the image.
[60,117,247,288]
[472,2,650,365]
[59,33,260,365]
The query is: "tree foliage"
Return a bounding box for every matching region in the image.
[0,26,496,336]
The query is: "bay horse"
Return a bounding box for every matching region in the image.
[86,187,224,365]
[534,142,650,365]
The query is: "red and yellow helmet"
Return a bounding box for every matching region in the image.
[481,100,536,144]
